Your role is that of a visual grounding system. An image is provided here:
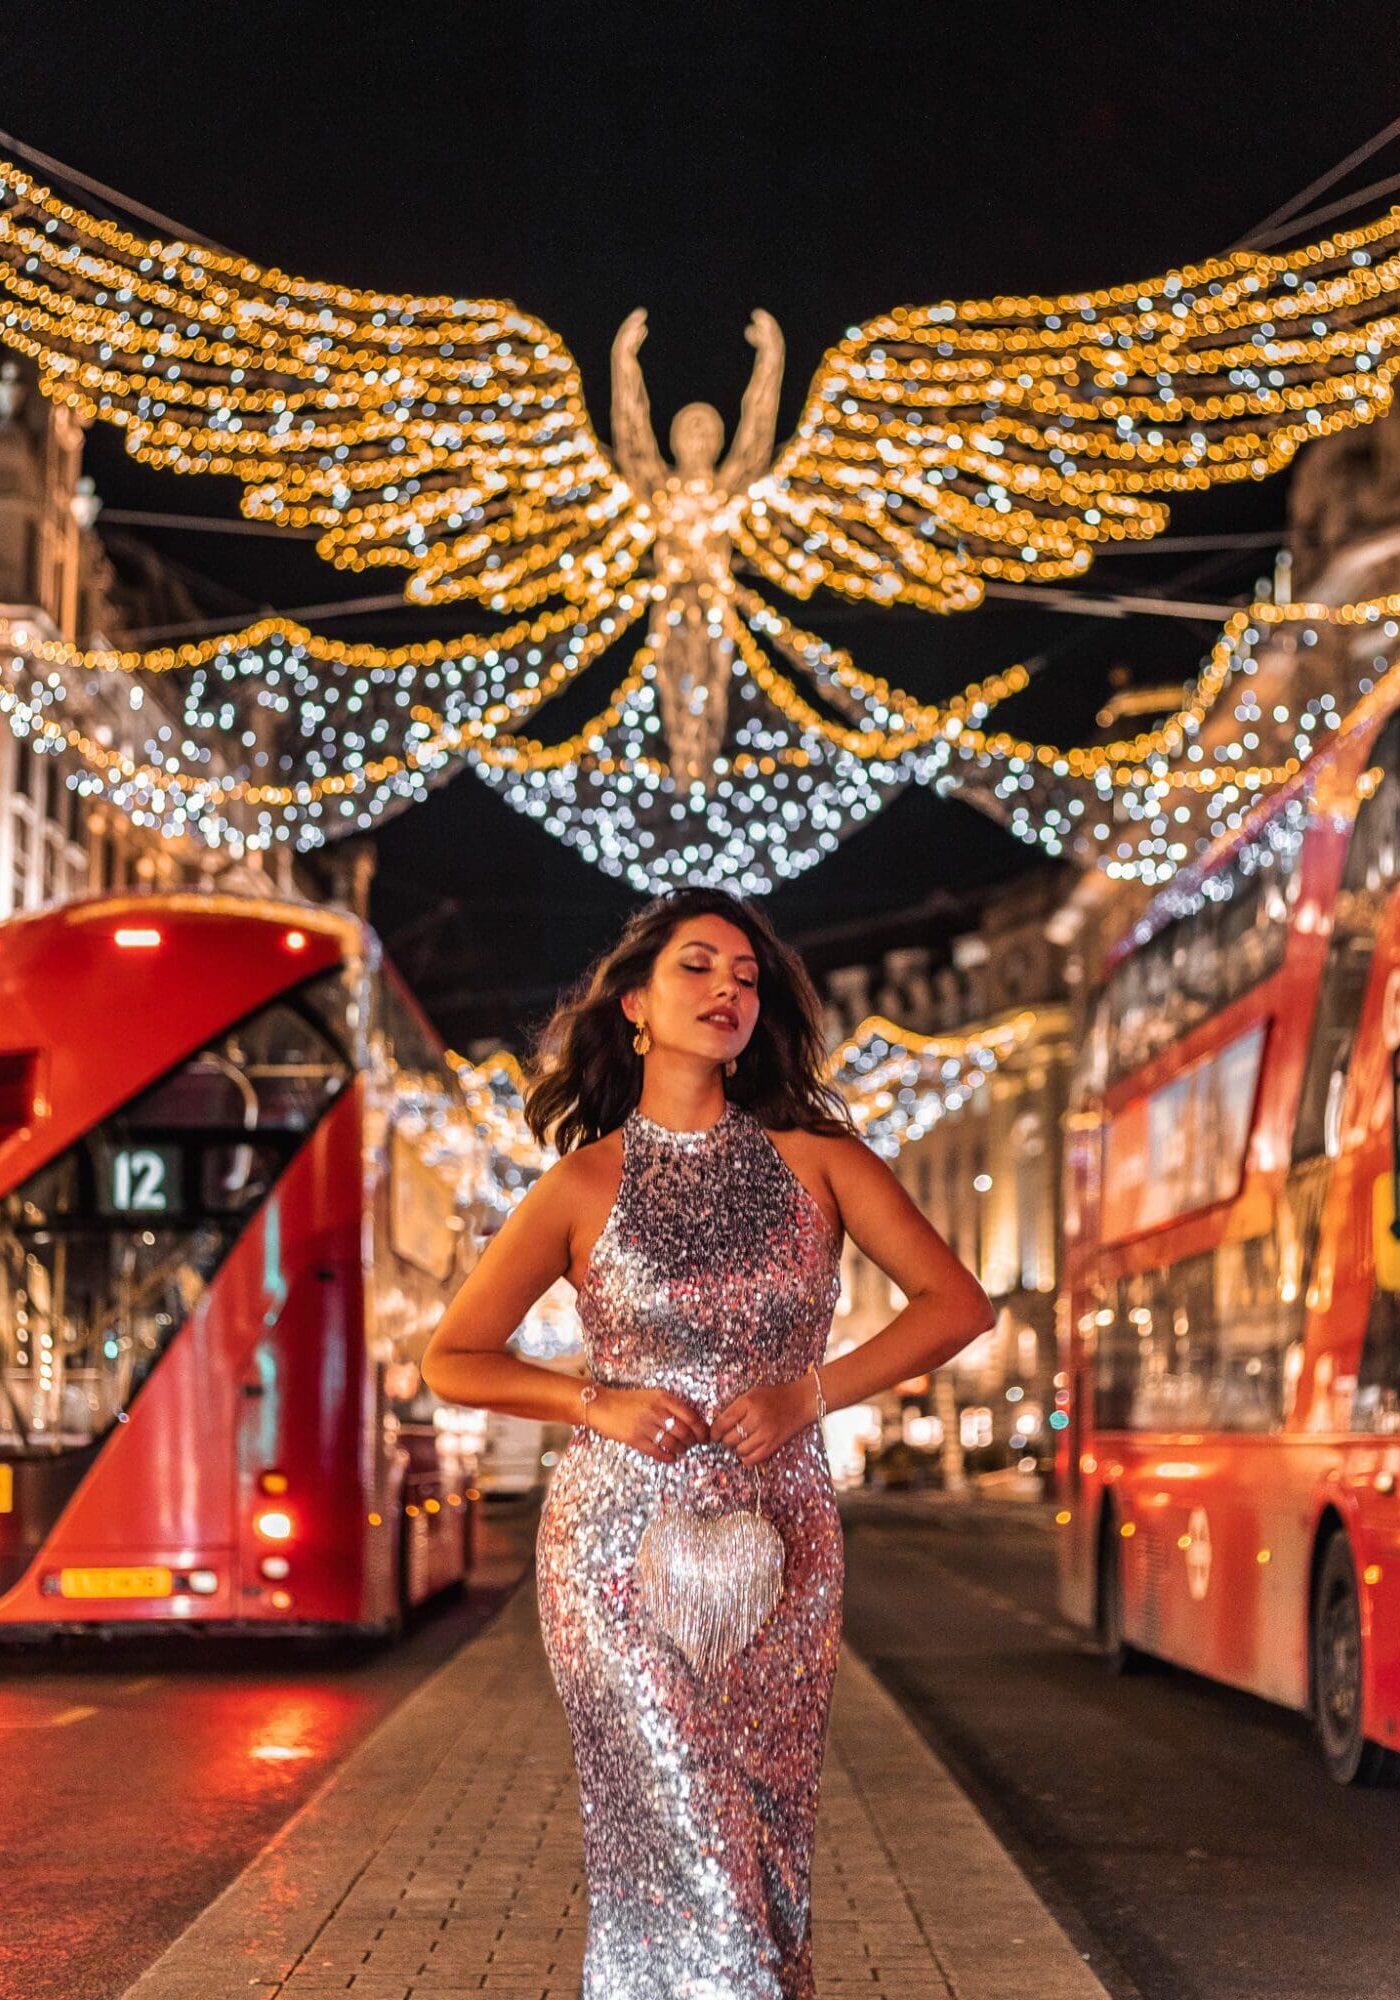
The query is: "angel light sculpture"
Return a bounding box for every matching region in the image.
[609,304,785,784]
[3,147,1400,873]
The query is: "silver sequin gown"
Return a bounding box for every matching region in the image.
[536,1100,845,1999]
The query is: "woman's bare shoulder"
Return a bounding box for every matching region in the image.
[565,1126,624,1173]
[532,1128,625,1210]
[802,1127,891,1199]
[768,1123,869,1172]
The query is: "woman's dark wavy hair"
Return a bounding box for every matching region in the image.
[524,887,855,1153]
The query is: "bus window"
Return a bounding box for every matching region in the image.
[1069,990,1111,1112]
[1102,795,1306,1087]
[1288,712,1400,1432]
[1169,921,1216,1042]
[377,973,443,1084]
[1358,1031,1400,1434]
[1276,1154,1330,1317]
[390,1126,461,1283]
[0,972,353,1455]
[1349,720,1400,1433]
[1095,1255,1213,1432]
[1357,1282,1400,1435]
[1094,1234,1290,1434]
[1213,1231,1292,1431]
[1293,713,1400,1164]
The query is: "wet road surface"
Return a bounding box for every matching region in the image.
[840,1489,1400,2000]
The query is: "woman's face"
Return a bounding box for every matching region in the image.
[627,914,761,1065]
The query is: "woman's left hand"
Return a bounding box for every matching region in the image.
[710,1376,815,1465]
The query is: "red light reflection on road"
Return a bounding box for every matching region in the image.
[197,1683,357,1797]
[246,1694,326,1763]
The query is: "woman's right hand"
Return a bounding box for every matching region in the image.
[589,1387,709,1463]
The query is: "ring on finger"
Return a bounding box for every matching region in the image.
[736,1421,747,1439]
[663,1415,677,1432]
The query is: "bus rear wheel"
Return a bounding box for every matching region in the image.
[1311,1532,1400,1786]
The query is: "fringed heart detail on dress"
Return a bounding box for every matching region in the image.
[637,1488,786,1676]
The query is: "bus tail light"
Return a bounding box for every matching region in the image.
[257,1470,289,1495]
[254,1509,293,1542]
[259,1555,290,1581]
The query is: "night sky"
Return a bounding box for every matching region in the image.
[4,5,1398,1043]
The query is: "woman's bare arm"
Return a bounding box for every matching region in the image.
[420,1161,588,1426]
[814,1134,995,1414]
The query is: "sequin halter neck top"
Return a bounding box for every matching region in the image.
[535,1098,846,1999]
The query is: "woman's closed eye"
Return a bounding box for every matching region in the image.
[682,959,756,988]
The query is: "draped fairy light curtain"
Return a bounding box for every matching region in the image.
[4,146,1400,889]
[931,594,1400,887]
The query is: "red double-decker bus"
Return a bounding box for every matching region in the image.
[0,892,480,1635]
[1058,674,1400,1782]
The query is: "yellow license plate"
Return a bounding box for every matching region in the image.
[58,1566,174,1599]
[0,1465,11,1513]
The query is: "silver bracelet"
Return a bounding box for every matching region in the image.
[810,1360,828,1423]
[579,1379,599,1429]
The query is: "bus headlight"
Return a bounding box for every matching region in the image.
[186,1570,219,1595]
[259,1555,291,1581]
[254,1509,293,1542]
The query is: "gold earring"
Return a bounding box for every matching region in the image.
[724,1056,737,1077]
[632,1017,652,1055]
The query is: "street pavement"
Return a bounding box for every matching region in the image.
[114,1500,1111,2000]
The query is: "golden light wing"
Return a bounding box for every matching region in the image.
[740,205,1400,613]
[0,153,650,610]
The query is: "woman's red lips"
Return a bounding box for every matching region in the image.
[699,1009,738,1030]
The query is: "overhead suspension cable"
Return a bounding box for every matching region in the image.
[0,125,229,249]
[1232,112,1400,248]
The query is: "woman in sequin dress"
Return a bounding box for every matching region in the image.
[423,889,995,1999]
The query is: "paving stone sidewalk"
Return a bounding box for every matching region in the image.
[122,1564,1113,2000]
